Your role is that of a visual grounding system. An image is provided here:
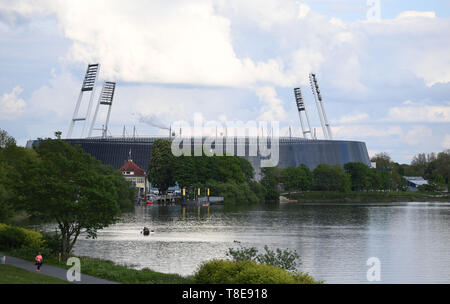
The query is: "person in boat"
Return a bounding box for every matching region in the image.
[143,227,150,235]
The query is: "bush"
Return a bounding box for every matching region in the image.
[0,223,44,251]
[227,243,300,273]
[41,232,62,254]
[193,260,319,284]
[0,224,27,250]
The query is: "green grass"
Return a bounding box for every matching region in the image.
[0,264,71,284]
[61,256,193,284]
[6,249,193,284]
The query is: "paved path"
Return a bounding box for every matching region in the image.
[0,253,119,284]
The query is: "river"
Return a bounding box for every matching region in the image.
[69,201,450,283]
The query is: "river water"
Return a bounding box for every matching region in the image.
[69,202,450,283]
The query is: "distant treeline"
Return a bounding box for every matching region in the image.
[370,151,449,191]
[280,153,448,194]
[148,140,449,205]
[148,139,268,205]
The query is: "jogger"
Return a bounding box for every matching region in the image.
[35,252,43,272]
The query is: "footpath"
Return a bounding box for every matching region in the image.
[0,253,118,284]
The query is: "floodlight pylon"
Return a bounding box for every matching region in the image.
[67,64,100,138]
[309,73,333,140]
[293,87,313,139]
[88,81,116,138]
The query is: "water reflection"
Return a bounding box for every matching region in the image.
[69,202,450,283]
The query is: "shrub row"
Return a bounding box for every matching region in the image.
[0,223,44,251]
[193,259,320,284]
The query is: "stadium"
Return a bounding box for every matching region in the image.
[27,64,371,179]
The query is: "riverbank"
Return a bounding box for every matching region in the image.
[284,191,450,203]
[0,264,71,284]
[4,249,193,284]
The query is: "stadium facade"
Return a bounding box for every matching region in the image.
[27,136,371,180]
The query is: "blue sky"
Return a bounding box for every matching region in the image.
[0,0,449,164]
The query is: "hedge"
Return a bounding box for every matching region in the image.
[193,259,320,284]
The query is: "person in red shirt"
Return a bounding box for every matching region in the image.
[35,252,43,272]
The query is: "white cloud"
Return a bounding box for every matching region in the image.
[333,112,369,124]
[332,125,402,139]
[27,71,79,121]
[443,134,450,149]
[387,105,450,123]
[255,86,287,121]
[403,125,433,146]
[297,3,311,19]
[396,11,436,19]
[30,0,295,88]
[0,86,26,120]
[3,1,449,91]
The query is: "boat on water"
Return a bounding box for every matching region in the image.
[142,227,154,236]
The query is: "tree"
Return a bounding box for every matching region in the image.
[148,139,177,194]
[410,153,428,176]
[0,138,38,222]
[54,131,62,139]
[280,165,313,192]
[18,139,127,261]
[0,164,14,223]
[371,152,392,169]
[344,162,370,191]
[390,170,408,191]
[313,164,351,192]
[0,129,16,149]
[260,167,280,201]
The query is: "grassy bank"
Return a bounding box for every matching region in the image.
[5,249,192,284]
[285,191,450,203]
[0,264,71,284]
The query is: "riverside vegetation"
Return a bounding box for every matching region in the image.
[0,223,319,284]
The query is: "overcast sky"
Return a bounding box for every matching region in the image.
[0,0,449,164]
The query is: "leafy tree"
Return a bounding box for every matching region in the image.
[96,164,136,212]
[390,170,408,191]
[280,165,313,192]
[0,129,16,149]
[17,139,127,261]
[411,153,428,176]
[260,167,280,201]
[371,152,392,169]
[0,164,14,223]
[313,164,350,192]
[148,139,177,194]
[344,162,370,191]
[238,157,255,181]
[0,138,38,223]
[433,150,450,185]
[54,131,62,140]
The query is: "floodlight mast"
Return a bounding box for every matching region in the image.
[67,64,100,139]
[88,81,116,138]
[309,73,333,140]
[293,87,313,139]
